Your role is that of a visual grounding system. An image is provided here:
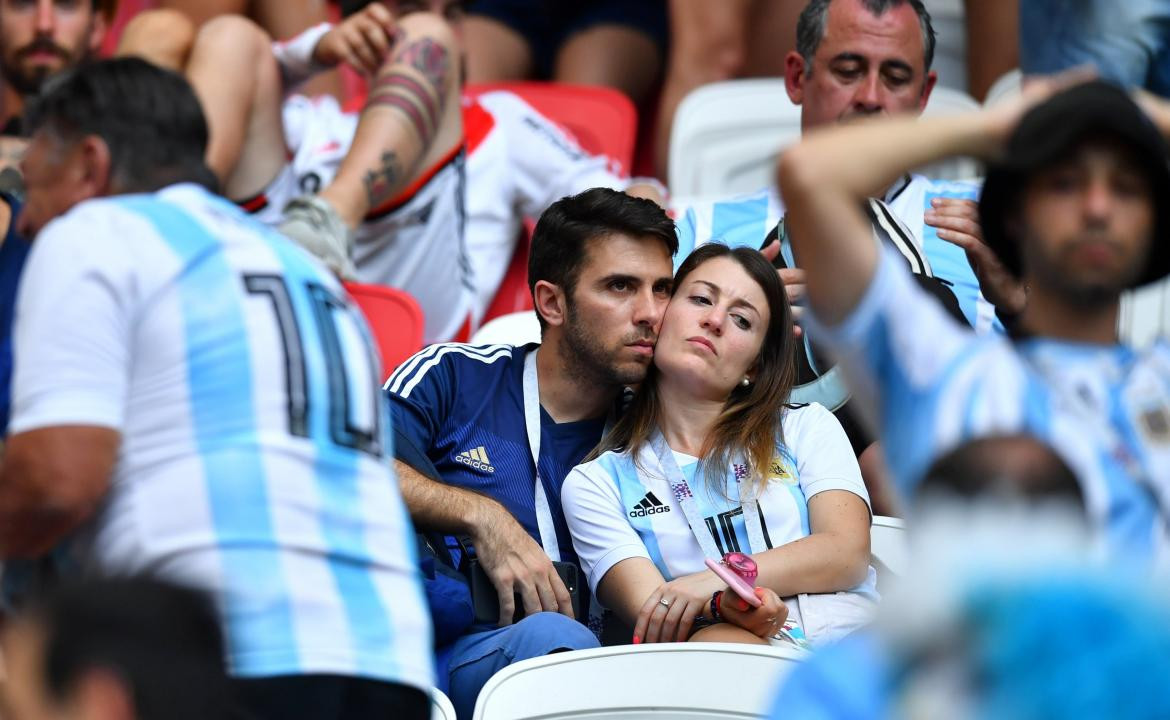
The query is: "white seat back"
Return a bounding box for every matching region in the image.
[470,310,541,347]
[473,643,805,719]
[431,688,457,720]
[668,79,799,198]
[668,80,984,199]
[871,515,908,580]
[1120,278,1170,349]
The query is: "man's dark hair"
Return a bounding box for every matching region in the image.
[24,57,218,193]
[28,576,229,720]
[916,434,1084,509]
[527,187,677,330]
[796,0,936,75]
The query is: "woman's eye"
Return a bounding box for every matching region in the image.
[733,315,751,330]
[689,295,711,305]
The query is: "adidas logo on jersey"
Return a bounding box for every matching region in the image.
[456,446,495,473]
[629,492,670,518]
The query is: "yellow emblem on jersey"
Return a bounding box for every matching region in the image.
[768,457,797,485]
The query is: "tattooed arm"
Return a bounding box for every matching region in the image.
[318,11,461,225]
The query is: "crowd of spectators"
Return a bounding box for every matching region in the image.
[0,1,1168,719]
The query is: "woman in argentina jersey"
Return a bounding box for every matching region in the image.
[562,244,877,647]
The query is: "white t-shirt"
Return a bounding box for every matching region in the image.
[562,403,878,641]
[247,94,473,344]
[10,184,433,689]
[463,90,631,324]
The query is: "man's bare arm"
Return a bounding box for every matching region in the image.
[778,72,1094,326]
[395,459,574,625]
[0,427,119,558]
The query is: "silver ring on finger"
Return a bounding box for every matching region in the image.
[659,598,672,609]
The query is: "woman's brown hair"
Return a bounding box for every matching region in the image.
[590,243,798,497]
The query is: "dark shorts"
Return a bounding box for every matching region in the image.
[231,675,429,720]
[466,0,668,77]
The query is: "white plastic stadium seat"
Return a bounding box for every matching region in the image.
[668,78,799,197]
[1120,277,1170,349]
[470,310,541,347]
[870,515,908,580]
[431,688,457,720]
[668,79,983,198]
[983,68,1023,108]
[917,86,982,181]
[472,642,806,719]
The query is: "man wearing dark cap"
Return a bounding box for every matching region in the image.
[777,78,1170,565]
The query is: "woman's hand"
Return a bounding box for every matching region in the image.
[633,570,725,644]
[719,587,789,640]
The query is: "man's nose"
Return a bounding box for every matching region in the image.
[852,73,884,114]
[1082,178,1114,223]
[632,286,662,327]
[35,0,56,34]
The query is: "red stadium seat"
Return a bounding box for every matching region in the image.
[343,281,425,375]
[466,82,638,323]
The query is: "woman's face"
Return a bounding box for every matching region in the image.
[654,256,770,401]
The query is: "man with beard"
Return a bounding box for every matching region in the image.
[0,0,112,136]
[0,0,111,434]
[778,77,1170,564]
[385,187,676,718]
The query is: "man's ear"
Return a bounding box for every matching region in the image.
[89,10,109,54]
[71,668,136,720]
[533,280,568,328]
[77,136,113,197]
[784,51,808,105]
[919,70,939,112]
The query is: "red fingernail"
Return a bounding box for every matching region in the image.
[737,599,749,611]
[633,635,642,645]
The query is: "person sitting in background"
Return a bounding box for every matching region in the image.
[0,0,112,136]
[2,577,230,720]
[120,0,472,343]
[0,0,114,434]
[459,0,666,108]
[563,243,875,647]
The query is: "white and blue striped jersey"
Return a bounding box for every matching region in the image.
[562,403,878,640]
[674,175,1001,334]
[809,247,1170,567]
[9,184,433,689]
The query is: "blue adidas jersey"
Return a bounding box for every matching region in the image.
[0,191,27,434]
[675,176,1001,334]
[810,247,1170,566]
[385,342,609,566]
[10,184,432,689]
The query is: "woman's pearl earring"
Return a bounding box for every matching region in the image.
[741,377,751,387]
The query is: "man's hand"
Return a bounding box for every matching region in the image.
[761,239,805,338]
[633,569,725,643]
[926,197,1027,315]
[471,503,574,626]
[313,2,398,75]
[719,586,789,639]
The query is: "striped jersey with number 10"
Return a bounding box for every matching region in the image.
[10,184,433,690]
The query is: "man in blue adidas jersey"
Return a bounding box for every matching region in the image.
[0,59,433,720]
[779,76,1170,564]
[386,187,677,717]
